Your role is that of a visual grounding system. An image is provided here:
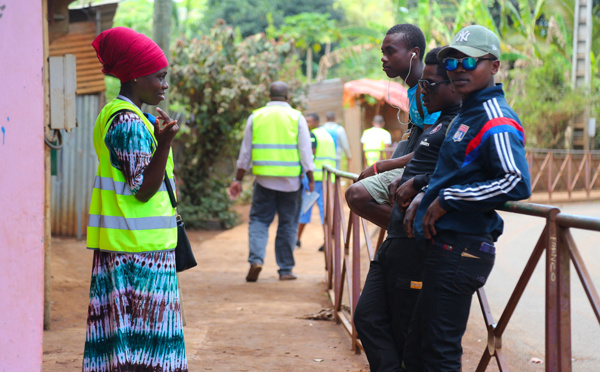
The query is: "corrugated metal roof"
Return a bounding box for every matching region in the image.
[343,79,409,112]
[49,1,118,95]
[49,21,106,95]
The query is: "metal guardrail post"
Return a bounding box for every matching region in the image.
[351,209,361,353]
[333,172,342,319]
[324,170,333,289]
[544,207,568,371]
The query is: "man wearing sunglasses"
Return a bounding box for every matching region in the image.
[354,47,462,372]
[403,25,531,371]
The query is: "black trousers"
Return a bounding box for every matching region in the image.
[403,232,495,372]
[354,237,427,372]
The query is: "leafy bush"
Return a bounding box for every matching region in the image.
[506,47,587,148]
[170,21,306,228]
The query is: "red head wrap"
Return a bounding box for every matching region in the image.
[91,27,168,83]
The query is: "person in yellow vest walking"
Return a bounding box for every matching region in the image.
[228,81,315,282]
[84,27,187,371]
[296,113,336,250]
[361,115,392,167]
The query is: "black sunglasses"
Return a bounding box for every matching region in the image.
[443,57,497,71]
[418,79,451,92]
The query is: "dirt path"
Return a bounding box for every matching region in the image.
[46,201,548,371]
[43,205,370,371]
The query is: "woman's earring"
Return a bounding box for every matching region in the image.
[134,78,137,83]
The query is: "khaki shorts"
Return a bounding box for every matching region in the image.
[359,168,404,204]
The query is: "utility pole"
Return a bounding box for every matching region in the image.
[153,0,172,111]
[569,0,593,150]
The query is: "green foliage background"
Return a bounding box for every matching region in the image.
[169,22,306,228]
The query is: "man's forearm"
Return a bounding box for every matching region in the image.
[378,152,414,173]
[234,169,246,181]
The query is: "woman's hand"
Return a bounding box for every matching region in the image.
[135,108,178,203]
[155,107,178,146]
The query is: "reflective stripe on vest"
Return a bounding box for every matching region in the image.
[312,127,336,182]
[251,105,301,177]
[93,176,176,196]
[86,99,177,253]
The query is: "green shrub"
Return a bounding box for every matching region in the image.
[170,21,306,229]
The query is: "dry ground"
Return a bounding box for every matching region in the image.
[43,202,527,371]
[43,205,371,371]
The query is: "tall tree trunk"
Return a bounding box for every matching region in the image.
[153,0,172,111]
[306,47,313,84]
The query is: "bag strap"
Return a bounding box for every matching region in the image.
[164,171,178,208]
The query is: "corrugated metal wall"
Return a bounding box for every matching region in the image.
[304,78,344,121]
[51,94,99,238]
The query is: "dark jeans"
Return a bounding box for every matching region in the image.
[248,183,302,275]
[404,232,495,372]
[354,237,427,372]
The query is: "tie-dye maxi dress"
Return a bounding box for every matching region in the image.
[83,111,188,371]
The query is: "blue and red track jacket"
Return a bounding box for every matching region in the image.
[414,84,531,241]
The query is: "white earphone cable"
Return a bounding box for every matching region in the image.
[388,53,414,127]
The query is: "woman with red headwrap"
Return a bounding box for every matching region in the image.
[84,27,188,371]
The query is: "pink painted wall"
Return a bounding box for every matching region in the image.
[0,1,46,371]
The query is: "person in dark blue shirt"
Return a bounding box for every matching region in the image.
[403,25,531,372]
[353,47,462,372]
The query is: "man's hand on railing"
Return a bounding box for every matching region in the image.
[357,163,377,181]
[422,197,447,239]
[404,192,423,238]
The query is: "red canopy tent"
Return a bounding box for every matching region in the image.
[343,78,409,112]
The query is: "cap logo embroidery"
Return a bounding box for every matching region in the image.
[456,30,470,42]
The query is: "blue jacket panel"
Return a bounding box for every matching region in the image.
[414,84,531,241]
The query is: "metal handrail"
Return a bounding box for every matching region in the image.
[322,164,600,371]
[362,149,600,200]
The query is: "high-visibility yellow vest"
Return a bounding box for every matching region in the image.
[251,105,302,177]
[86,99,177,253]
[312,127,336,182]
[362,127,387,166]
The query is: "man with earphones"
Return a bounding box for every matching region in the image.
[346,24,441,229]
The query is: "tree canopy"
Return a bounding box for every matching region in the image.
[203,0,344,37]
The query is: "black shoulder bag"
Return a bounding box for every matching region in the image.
[164,172,197,272]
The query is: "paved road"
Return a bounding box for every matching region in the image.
[463,201,600,371]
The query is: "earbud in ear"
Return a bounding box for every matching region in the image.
[411,52,416,59]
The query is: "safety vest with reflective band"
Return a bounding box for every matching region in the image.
[251,105,302,177]
[86,99,177,253]
[362,127,386,166]
[312,127,336,182]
